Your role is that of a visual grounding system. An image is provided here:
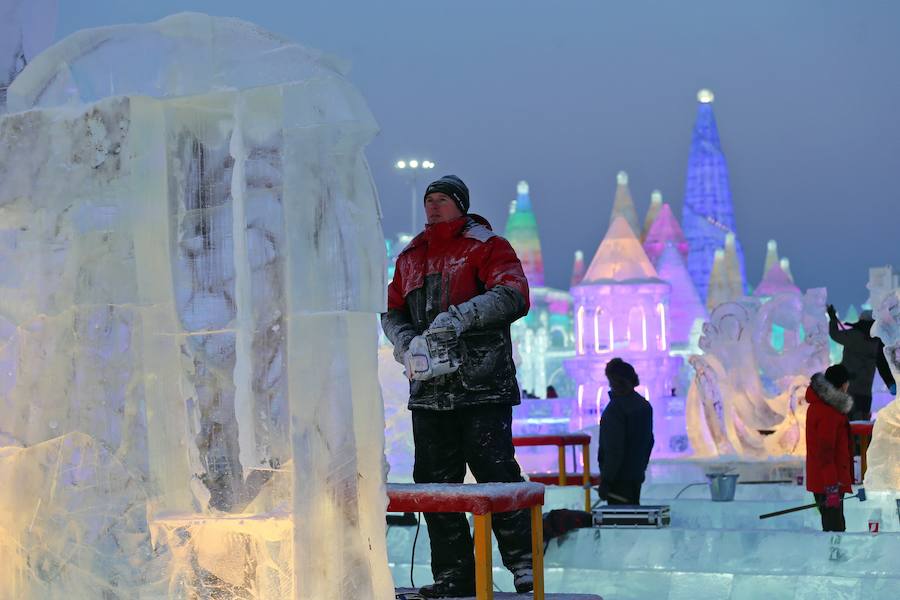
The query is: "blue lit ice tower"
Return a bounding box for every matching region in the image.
[681,89,746,301]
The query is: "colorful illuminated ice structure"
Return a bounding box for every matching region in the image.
[504,181,575,398]
[640,189,663,243]
[0,13,392,599]
[681,89,747,301]
[565,217,682,441]
[643,202,689,267]
[610,170,641,236]
[655,244,707,350]
[686,289,831,458]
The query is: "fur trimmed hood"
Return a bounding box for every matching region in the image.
[808,372,854,414]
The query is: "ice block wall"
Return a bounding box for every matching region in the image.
[0,13,392,599]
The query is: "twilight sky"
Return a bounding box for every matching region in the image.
[55,0,900,310]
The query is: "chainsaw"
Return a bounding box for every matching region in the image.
[403,326,462,381]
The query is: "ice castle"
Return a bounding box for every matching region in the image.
[565,214,682,411]
[503,181,576,398]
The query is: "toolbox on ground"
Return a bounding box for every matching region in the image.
[592,504,671,528]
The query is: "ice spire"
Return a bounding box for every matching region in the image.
[780,257,794,282]
[656,244,707,347]
[753,260,800,297]
[571,249,586,287]
[610,171,641,237]
[763,240,780,279]
[706,248,743,312]
[503,180,545,287]
[681,89,747,301]
[583,216,659,283]
[706,250,727,312]
[723,233,746,293]
[845,304,860,323]
[641,189,663,242]
[643,203,689,266]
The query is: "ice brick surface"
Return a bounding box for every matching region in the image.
[0,13,391,599]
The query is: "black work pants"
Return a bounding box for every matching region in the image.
[814,492,846,532]
[605,480,642,505]
[848,394,872,423]
[412,404,532,585]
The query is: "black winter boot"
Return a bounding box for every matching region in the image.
[418,580,476,598]
[513,567,534,593]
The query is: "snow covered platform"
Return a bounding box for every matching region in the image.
[396,590,602,599]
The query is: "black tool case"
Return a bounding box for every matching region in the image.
[592,504,671,528]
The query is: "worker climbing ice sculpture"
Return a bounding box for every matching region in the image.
[0,13,392,599]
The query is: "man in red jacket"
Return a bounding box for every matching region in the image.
[805,365,855,532]
[382,175,533,598]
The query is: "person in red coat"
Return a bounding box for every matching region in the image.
[805,364,855,532]
[382,175,533,598]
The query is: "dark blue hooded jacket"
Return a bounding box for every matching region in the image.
[597,389,654,483]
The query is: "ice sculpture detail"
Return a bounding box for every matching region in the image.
[0,13,392,599]
[686,290,830,457]
[866,290,900,491]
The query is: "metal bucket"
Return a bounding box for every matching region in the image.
[706,473,739,502]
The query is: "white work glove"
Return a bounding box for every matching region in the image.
[427,302,476,338]
[403,335,434,381]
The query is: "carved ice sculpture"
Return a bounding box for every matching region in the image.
[686,290,830,457]
[866,290,900,491]
[0,13,392,599]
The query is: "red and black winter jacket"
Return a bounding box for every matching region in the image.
[805,373,854,494]
[381,215,529,410]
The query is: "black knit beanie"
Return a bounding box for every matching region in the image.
[605,358,640,392]
[824,364,853,388]
[424,175,470,214]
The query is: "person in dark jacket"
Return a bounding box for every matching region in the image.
[597,358,654,505]
[381,175,533,598]
[805,365,855,532]
[828,305,896,421]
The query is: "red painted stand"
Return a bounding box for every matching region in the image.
[387,482,546,600]
[513,434,595,511]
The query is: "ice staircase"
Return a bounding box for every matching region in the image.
[387,470,900,599]
[396,590,601,600]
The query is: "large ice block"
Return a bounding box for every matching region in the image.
[0,13,391,599]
